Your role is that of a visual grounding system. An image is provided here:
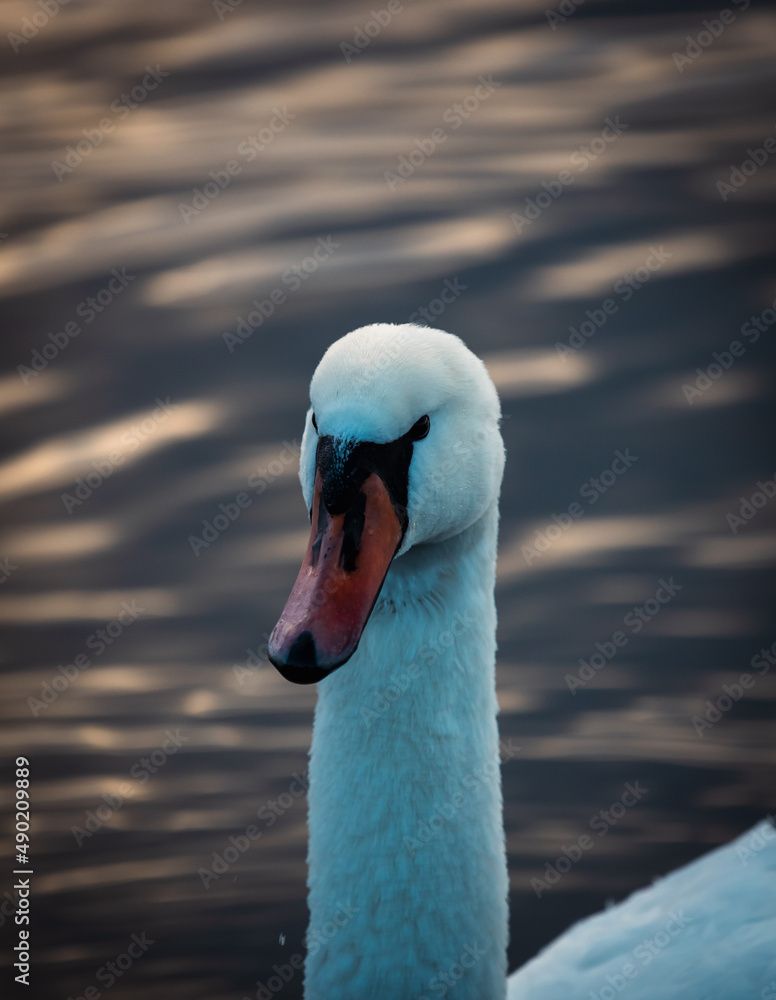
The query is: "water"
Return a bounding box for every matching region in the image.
[0,1,775,997]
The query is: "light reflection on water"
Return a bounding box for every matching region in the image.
[0,0,775,997]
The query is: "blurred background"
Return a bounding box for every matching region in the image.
[1,0,775,997]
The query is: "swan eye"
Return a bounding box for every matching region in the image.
[409,414,430,441]
[312,413,318,432]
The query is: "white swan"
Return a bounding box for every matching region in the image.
[268,322,776,1000]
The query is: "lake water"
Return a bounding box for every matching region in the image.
[0,1,775,997]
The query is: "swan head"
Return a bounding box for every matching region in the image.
[268,322,504,684]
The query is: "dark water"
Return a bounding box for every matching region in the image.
[0,1,775,997]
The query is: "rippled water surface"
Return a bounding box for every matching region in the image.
[0,1,775,997]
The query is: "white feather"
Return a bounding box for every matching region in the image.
[290,322,776,999]
[507,820,776,999]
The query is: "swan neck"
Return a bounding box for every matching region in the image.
[304,503,508,999]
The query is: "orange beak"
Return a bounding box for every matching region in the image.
[268,469,403,683]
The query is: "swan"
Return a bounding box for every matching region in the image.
[267,322,776,1000]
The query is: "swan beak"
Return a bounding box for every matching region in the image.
[268,470,403,683]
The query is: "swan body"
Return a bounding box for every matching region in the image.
[507,819,776,999]
[268,322,776,999]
